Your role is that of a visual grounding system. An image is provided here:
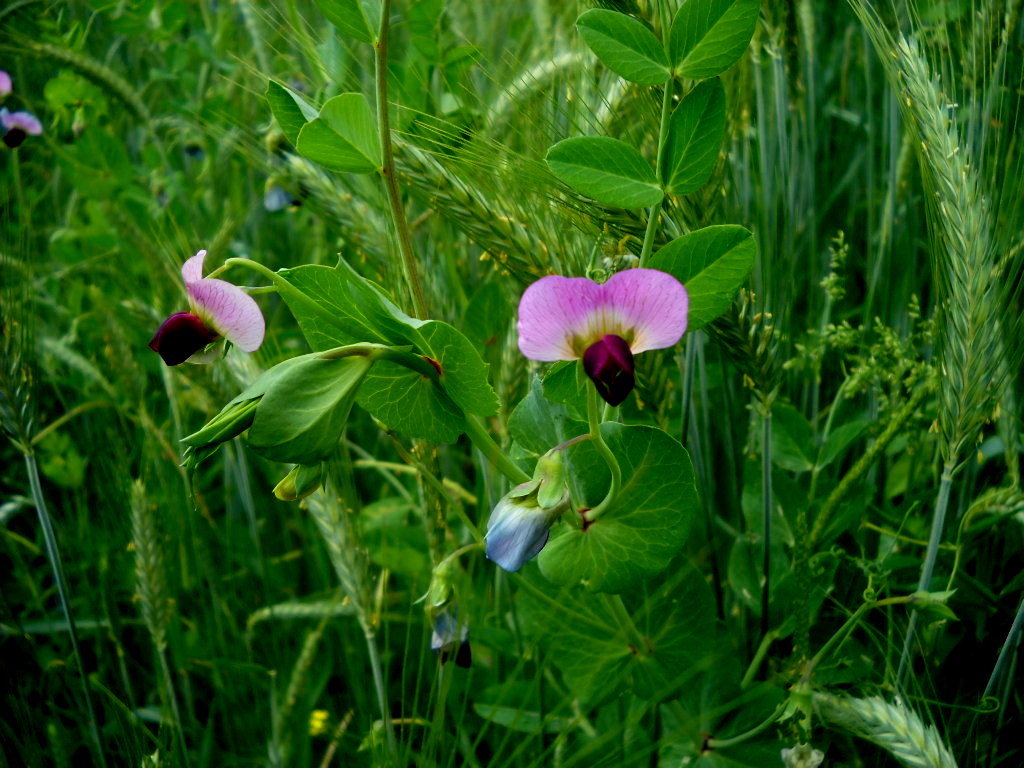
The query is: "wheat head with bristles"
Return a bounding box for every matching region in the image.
[849,2,1005,468]
[815,693,958,768]
[130,479,173,653]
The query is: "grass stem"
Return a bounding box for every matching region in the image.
[898,461,955,685]
[24,451,108,768]
[375,0,429,318]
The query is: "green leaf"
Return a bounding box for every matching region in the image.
[517,562,716,707]
[313,0,381,43]
[817,419,869,469]
[647,225,755,330]
[659,651,785,766]
[473,682,574,734]
[546,137,663,209]
[461,280,511,356]
[508,377,586,459]
[359,498,431,578]
[276,261,499,419]
[356,361,465,443]
[296,93,382,174]
[660,78,726,195]
[576,9,670,86]
[771,404,814,474]
[417,321,500,418]
[539,361,588,423]
[276,264,394,349]
[265,80,319,146]
[247,354,373,464]
[668,0,760,79]
[538,425,699,593]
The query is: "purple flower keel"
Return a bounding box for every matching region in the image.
[149,312,219,366]
[583,334,635,406]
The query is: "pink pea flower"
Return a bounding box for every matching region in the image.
[0,71,11,97]
[516,268,688,405]
[149,250,265,366]
[1,107,42,148]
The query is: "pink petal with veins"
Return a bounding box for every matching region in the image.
[516,269,687,361]
[188,277,265,352]
[600,269,688,353]
[516,275,604,360]
[181,249,206,285]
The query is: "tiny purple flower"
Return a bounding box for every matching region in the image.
[0,71,11,97]
[149,250,265,366]
[430,612,471,668]
[517,268,688,405]
[1,107,43,149]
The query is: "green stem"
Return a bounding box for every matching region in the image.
[25,452,108,768]
[638,79,675,268]
[318,342,440,380]
[760,404,773,638]
[158,646,192,768]
[584,382,621,521]
[740,628,778,689]
[602,594,647,653]
[464,415,530,485]
[437,541,485,570]
[363,625,399,761]
[706,705,783,749]
[983,592,1024,701]
[809,595,913,675]
[898,460,955,684]
[375,0,429,318]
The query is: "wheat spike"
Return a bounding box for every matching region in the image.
[130,480,173,652]
[815,693,958,768]
[849,2,1004,467]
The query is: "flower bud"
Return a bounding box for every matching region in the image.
[485,448,571,572]
[430,611,471,668]
[181,397,260,466]
[273,463,323,501]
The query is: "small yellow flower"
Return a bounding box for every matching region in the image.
[309,709,330,737]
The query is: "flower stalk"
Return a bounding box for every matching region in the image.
[584,375,621,522]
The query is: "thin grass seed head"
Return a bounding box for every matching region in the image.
[149,250,265,366]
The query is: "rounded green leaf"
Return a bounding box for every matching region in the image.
[296,93,382,174]
[516,562,716,707]
[576,9,670,86]
[265,80,319,146]
[661,77,726,196]
[538,424,699,593]
[546,136,663,209]
[647,225,755,330]
[356,361,465,443]
[668,0,760,79]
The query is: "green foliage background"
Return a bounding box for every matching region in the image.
[2,0,1023,766]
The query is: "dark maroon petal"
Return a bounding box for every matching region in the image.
[3,128,25,148]
[149,312,219,366]
[582,334,635,406]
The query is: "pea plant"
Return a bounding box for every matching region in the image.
[4,0,1023,766]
